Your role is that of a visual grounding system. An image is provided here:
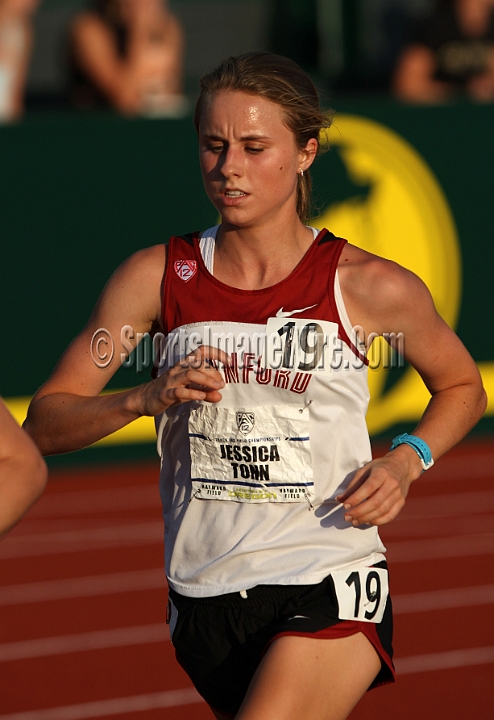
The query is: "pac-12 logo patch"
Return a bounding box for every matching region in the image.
[174,260,197,282]
[236,410,255,436]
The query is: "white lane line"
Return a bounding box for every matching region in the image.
[0,568,165,606]
[3,488,493,556]
[381,512,494,540]
[0,624,170,662]
[373,448,494,484]
[0,522,164,558]
[395,646,494,674]
[425,454,494,483]
[10,519,159,535]
[1,585,492,662]
[0,649,492,718]
[26,486,160,518]
[387,532,494,563]
[0,688,203,720]
[22,510,491,542]
[393,584,494,613]
[1,563,492,615]
[396,489,494,520]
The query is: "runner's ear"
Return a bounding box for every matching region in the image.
[298,137,318,172]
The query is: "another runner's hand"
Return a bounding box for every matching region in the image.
[335,445,423,526]
[135,346,228,417]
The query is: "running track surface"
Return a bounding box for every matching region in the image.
[1,440,493,720]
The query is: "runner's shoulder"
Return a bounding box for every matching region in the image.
[108,244,167,290]
[338,243,430,314]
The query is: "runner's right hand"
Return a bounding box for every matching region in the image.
[135,345,229,416]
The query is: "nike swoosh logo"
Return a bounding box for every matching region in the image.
[276,304,317,318]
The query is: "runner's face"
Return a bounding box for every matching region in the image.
[198,91,308,228]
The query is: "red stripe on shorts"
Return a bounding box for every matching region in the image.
[268,620,396,689]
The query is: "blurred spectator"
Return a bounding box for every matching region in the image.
[71,0,187,116]
[0,398,47,538]
[0,0,39,122]
[309,0,431,96]
[393,0,494,102]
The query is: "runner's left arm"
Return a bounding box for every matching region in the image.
[336,250,486,526]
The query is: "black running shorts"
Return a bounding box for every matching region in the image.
[168,561,395,717]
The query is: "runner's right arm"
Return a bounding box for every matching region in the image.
[24,245,225,455]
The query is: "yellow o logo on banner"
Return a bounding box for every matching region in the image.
[317,115,461,435]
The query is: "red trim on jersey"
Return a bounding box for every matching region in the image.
[162,229,368,365]
[323,237,368,365]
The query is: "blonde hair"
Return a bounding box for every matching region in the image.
[194,52,333,224]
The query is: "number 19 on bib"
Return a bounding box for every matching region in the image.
[331,566,389,623]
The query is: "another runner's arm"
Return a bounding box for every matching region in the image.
[0,399,47,538]
[337,248,487,525]
[24,245,226,456]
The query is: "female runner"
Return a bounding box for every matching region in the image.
[25,52,486,720]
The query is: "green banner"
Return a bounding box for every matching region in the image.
[2,101,493,462]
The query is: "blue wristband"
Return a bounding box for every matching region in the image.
[390,433,434,471]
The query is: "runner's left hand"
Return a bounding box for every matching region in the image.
[335,446,423,526]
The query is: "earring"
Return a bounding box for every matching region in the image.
[298,169,304,177]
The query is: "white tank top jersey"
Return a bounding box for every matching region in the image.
[156,226,386,598]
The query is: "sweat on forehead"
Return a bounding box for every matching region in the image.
[197,91,288,132]
[194,51,334,223]
[194,52,331,143]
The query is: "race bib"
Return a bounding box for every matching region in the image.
[188,404,313,503]
[265,317,339,377]
[331,565,389,623]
